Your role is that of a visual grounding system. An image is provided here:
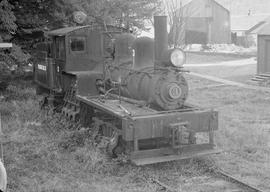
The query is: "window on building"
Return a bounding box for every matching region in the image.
[70,37,86,52]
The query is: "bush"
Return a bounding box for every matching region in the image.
[9,44,31,65]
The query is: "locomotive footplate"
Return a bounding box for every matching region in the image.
[130,144,221,165]
[77,95,221,165]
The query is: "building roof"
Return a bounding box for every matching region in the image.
[182,0,229,18]
[247,21,268,34]
[257,22,270,35]
[47,25,91,36]
[231,14,270,32]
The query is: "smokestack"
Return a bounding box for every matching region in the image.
[154,16,168,67]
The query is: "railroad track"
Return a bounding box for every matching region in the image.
[149,177,177,192]
[217,169,266,192]
[144,169,266,192]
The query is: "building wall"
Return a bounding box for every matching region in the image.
[257,35,270,74]
[210,0,231,43]
[184,17,208,44]
[231,31,256,48]
[182,0,231,44]
[183,0,212,18]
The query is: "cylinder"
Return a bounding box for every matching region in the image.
[154,16,168,67]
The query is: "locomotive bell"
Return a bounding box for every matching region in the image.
[73,11,87,24]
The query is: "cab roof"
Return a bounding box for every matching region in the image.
[47,24,128,37]
[47,25,91,36]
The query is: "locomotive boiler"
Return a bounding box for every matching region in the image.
[33,16,219,165]
[105,32,188,110]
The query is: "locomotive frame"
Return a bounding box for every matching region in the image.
[77,94,219,165]
[33,16,220,165]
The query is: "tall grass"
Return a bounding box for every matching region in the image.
[0,83,113,191]
[0,81,215,192]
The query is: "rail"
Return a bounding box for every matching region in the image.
[217,169,266,192]
[142,168,267,192]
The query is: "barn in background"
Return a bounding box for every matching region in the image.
[182,0,231,44]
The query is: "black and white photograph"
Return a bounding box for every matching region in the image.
[0,0,269,191]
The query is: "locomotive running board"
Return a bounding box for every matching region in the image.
[131,146,221,165]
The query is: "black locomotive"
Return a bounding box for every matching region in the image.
[33,16,219,165]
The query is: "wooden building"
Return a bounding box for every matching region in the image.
[182,0,231,44]
[257,23,270,74]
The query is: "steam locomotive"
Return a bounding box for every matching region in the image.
[34,16,219,165]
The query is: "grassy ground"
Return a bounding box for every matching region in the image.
[185,51,258,85]
[0,81,216,192]
[185,61,270,190]
[186,64,256,84]
[185,52,253,64]
[1,53,270,191]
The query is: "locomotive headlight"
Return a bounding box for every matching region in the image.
[161,48,186,67]
[170,49,185,67]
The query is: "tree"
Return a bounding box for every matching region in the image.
[68,0,163,31]
[10,0,74,31]
[1,0,163,50]
[7,0,76,49]
[0,0,17,40]
[163,0,186,48]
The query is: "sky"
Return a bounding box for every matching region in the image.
[165,0,270,16]
[216,0,270,16]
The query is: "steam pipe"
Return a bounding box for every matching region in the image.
[154,16,168,68]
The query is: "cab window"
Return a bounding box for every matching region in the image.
[70,37,86,52]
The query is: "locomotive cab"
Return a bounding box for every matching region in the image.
[48,26,104,72]
[34,25,124,96]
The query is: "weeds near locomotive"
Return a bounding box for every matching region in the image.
[2,70,270,191]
